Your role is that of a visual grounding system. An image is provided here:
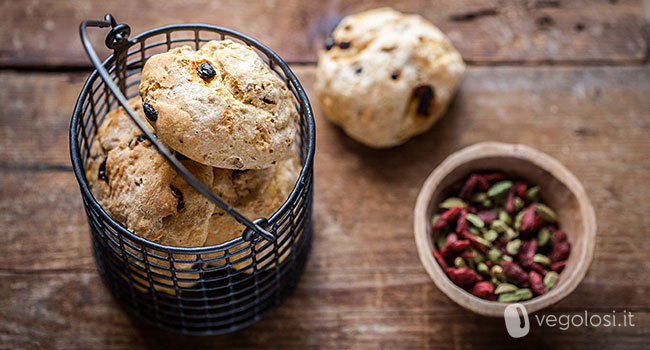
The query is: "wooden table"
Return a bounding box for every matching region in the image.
[1,1,649,348]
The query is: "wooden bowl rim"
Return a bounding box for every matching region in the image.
[414,142,596,317]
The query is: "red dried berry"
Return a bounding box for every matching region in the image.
[520,238,538,259]
[504,187,516,213]
[515,181,528,201]
[459,175,479,200]
[529,271,546,295]
[456,210,468,234]
[551,229,568,244]
[441,240,470,259]
[471,281,494,298]
[520,256,546,275]
[460,250,475,262]
[520,204,536,230]
[494,236,507,249]
[433,206,464,229]
[501,261,529,285]
[482,172,506,184]
[477,210,498,225]
[549,241,571,262]
[551,261,567,272]
[432,249,449,270]
[459,230,488,255]
[475,175,489,191]
[447,267,482,288]
[520,204,544,237]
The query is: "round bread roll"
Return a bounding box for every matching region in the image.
[204,151,300,271]
[86,97,215,293]
[139,40,298,169]
[315,7,465,148]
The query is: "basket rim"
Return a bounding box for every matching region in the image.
[70,23,316,254]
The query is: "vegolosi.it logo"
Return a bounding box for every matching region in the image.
[504,303,530,338]
[504,303,636,337]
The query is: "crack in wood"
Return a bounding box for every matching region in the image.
[449,8,498,22]
[0,163,72,172]
[533,0,561,9]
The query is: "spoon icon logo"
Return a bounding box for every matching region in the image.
[504,303,530,338]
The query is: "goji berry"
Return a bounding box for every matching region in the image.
[529,271,545,295]
[447,267,482,288]
[471,281,494,298]
[433,206,463,229]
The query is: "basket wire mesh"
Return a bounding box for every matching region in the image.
[70,14,315,335]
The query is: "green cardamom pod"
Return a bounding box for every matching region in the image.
[495,283,518,295]
[514,210,525,231]
[498,292,521,303]
[535,203,557,223]
[527,186,541,202]
[498,210,512,226]
[471,192,487,203]
[482,198,493,208]
[454,256,466,268]
[494,283,519,295]
[488,248,502,263]
[537,227,551,247]
[475,236,493,248]
[477,262,489,276]
[514,288,533,301]
[513,197,525,212]
[468,227,481,236]
[490,265,504,280]
[504,226,518,242]
[466,213,485,228]
[471,249,485,263]
[491,219,508,233]
[533,253,551,266]
[467,258,476,270]
[487,181,513,198]
[483,229,498,242]
[439,197,466,209]
[544,271,560,290]
[506,239,522,255]
[501,255,513,262]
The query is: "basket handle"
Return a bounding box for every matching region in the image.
[79,14,275,243]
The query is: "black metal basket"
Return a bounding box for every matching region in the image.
[70,14,315,335]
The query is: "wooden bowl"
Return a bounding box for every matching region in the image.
[414,142,596,317]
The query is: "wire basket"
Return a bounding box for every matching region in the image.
[70,14,315,335]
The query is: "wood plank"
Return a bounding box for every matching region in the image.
[0,0,645,68]
[2,65,650,272]
[1,65,650,347]
[0,272,648,349]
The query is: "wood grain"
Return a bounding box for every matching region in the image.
[0,0,645,68]
[0,271,648,349]
[1,64,650,347]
